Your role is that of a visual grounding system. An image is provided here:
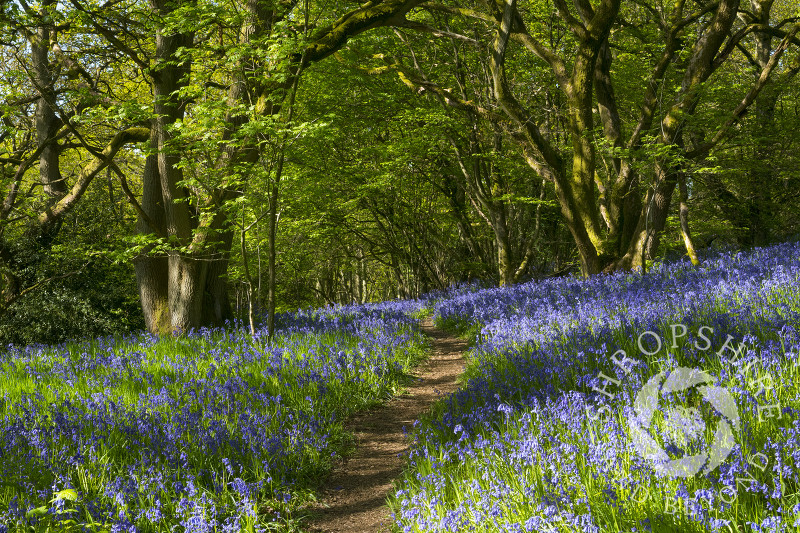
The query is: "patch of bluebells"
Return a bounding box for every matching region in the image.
[393,243,800,532]
[0,299,426,531]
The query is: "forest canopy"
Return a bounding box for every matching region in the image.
[1,0,799,343]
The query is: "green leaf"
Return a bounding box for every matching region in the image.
[53,488,79,502]
[26,505,49,518]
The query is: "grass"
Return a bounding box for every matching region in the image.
[391,243,800,533]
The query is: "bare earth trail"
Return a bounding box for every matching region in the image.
[304,319,467,533]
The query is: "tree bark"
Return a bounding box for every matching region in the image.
[135,0,198,334]
[32,0,65,243]
[643,163,678,261]
[491,206,513,286]
[678,171,699,265]
[610,0,741,270]
[266,179,278,341]
[134,151,171,334]
[202,230,234,326]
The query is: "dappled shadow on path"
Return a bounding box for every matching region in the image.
[303,319,466,533]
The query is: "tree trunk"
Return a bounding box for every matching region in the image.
[202,230,234,326]
[32,0,66,242]
[167,255,208,333]
[678,172,700,265]
[134,152,171,334]
[746,0,778,245]
[566,47,605,266]
[643,162,678,260]
[612,164,678,271]
[491,207,513,286]
[267,179,278,341]
[136,0,200,335]
[391,254,407,299]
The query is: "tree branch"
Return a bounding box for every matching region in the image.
[304,0,426,64]
[553,0,588,39]
[485,0,563,172]
[1,128,71,220]
[111,160,166,238]
[387,57,502,120]
[689,23,800,158]
[395,19,480,44]
[419,4,495,23]
[37,127,150,225]
[67,0,151,71]
[509,14,569,86]
[3,261,91,310]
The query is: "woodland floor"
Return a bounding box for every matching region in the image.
[304,319,467,533]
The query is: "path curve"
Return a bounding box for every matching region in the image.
[304,319,466,532]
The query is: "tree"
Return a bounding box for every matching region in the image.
[694,0,800,247]
[67,0,430,334]
[385,0,800,275]
[0,0,148,320]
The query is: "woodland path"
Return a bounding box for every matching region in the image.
[304,318,467,532]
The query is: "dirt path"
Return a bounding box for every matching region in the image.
[304,319,466,533]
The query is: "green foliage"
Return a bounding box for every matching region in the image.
[0,177,143,346]
[0,280,141,347]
